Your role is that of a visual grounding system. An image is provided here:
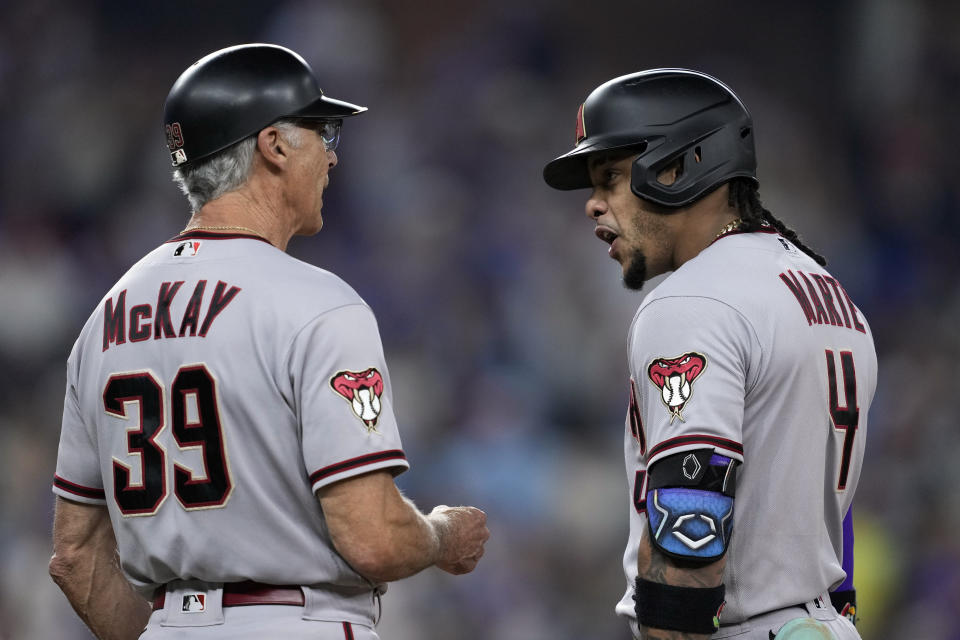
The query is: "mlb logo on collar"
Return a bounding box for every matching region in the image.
[174,240,202,257]
[181,593,206,613]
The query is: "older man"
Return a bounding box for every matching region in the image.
[49,43,488,640]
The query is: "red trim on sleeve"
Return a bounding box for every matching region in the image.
[647,434,743,462]
[53,475,107,500]
[310,450,407,484]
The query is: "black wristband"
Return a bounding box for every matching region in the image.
[634,577,725,634]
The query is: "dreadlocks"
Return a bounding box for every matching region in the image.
[728,178,827,267]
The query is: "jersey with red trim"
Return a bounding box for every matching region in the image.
[616,230,876,632]
[53,231,408,611]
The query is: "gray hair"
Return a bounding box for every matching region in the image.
[172,120,305,212]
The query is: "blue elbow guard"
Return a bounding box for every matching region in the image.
[646,450,738,563]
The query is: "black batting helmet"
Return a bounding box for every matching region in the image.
[543,69,757,207]
[163,43,367,167]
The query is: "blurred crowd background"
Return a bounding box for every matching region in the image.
[1,0,958,638]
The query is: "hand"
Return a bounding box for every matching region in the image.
[428,506,490,575]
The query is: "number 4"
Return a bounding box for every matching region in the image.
[825,350,859,491]
[104,364,233,516]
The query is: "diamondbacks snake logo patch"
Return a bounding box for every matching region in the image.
[647,352,707,423]
[330,367,384,431]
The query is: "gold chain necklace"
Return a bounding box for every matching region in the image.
[182,224,264,237]
[714,218,744,241]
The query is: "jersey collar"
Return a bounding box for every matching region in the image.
[166,230,273,246]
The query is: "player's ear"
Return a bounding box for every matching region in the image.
[255,126,291,170]
[656,156,685,186]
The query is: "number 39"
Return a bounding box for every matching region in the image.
[103,364,232,516]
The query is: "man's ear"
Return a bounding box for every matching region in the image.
[256,127,291,170]
[656,156,684,187]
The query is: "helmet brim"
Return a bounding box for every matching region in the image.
[294,94,368,119]
[543,145,597,191]
[543,137,648,191]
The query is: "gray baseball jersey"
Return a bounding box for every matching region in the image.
[615,229,876,634]
[53,231,408,623]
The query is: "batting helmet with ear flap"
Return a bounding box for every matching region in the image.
[163,43,367,167]
[543,69,757,207]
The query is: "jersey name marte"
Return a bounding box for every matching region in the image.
[616,230,877,632]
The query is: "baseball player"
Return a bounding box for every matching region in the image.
[543,70,875,639]
[49,43,489,640]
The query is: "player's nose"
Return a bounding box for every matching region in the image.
[585,192,607,220]
[327,148,338,168]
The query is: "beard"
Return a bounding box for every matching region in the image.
[622,246,648,290]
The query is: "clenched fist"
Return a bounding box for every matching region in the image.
[428,506,490,575]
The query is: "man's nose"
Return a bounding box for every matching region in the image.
[585,192,607,220]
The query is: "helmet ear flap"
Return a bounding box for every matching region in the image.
[653,154,686,188]
[629,139,690,207]
[630,122,756,208]
[625,151,690,214]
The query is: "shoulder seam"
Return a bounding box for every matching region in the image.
[279,302,374,377]
[631,295,764,394]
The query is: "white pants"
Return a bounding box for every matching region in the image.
[139,604,380,640]
[712,594,861,640]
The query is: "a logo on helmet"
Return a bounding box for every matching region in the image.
[647,352,707,423]
[330,367,384,431]
[575,103,586,145]
[166,122,187,166]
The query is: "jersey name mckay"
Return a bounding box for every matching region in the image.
[101,280,241,351]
